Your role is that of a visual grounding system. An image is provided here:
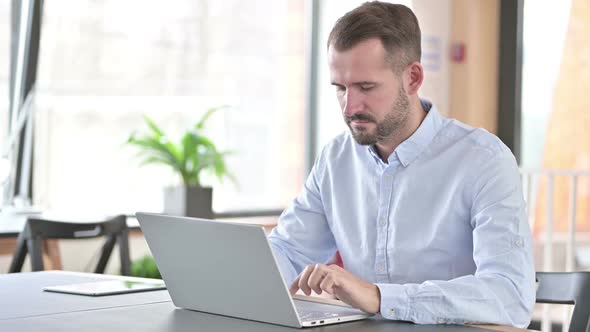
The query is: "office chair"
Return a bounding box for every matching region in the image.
[8,214,131,275]
[535,272,590,332]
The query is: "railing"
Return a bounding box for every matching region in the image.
[520,169,590,332]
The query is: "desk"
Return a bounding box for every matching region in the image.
[0,271,534,332]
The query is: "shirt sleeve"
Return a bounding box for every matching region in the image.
[376,151,536,328]
[268,150,337,285]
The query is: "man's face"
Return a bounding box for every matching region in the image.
[328,38,410,145]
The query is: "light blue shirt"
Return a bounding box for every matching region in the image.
[268,100,535,327]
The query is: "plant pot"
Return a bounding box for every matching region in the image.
[163,186,213,218]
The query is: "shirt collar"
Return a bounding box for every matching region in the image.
[367,99,445,167]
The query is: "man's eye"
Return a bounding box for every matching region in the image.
[360,85,374,91]
[335,86,346,93]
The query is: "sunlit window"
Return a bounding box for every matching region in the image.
[0,2,9,207]
[521,0,572,169]
[33,0,307,215]
[0,1,9,143]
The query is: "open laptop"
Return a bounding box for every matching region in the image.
[136,212,372,328]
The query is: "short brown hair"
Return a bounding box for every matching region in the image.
[327,1,421,73]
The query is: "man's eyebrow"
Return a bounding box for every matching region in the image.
[330,81,377,87]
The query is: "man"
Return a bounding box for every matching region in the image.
[268,1,535,328]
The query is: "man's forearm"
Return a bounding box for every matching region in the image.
[376,273,534,327]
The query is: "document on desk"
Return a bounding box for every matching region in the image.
[43,280,166,296]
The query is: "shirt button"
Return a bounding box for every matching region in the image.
[389,309,395,316]
[376,264,385,273]
[515,238,524,247]
[379,219,387,227]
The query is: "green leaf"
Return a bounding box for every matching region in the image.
[138,156,174,167]
[143,115,164,137]
[195,105,228,130]
[128,136,183,174]
[126,109,235,187]
[180,132,200,185]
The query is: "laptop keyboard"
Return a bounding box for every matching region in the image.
[294,299,363,322]
[297,309,341,320]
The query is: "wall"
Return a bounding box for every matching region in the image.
[449,0,500,134]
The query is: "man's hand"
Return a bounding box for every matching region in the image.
[289,263,381,314]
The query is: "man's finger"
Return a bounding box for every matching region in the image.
[289,275,301,295]
[307,264,327,294]
[319,273,335,295]
[298,265,315,296]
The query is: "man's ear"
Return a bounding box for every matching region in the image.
[404,61,423,95]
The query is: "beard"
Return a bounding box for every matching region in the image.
[345,86,411,146]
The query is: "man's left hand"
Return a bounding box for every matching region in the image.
[289,263,381,314]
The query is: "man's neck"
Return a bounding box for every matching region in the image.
[375,98,427,163]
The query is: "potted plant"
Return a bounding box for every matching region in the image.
[127,106,233,218]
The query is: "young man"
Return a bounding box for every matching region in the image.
[268,1,535,327]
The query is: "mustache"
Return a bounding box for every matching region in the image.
[344,113,376,124]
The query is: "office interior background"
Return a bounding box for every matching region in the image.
[0,0,589,329]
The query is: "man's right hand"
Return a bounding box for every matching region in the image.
[289,263,381,314]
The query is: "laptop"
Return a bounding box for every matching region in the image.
[136,212,373,328]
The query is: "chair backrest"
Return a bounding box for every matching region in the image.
[9,214,130,275]
[24,215,127,239]
[536,272,590,332]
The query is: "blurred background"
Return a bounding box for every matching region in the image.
[0,1,589,330]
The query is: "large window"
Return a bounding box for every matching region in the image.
[521,0,590,236]
[521,0,572,170]
[33,0,307,215]
[0,1,9,142]
[0,2,9,207]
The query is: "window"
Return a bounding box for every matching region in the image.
[0,1,9,142]
[521,0,572,170]
[521,0,590,234]
[0,2,9,207]
[34,0,307,215]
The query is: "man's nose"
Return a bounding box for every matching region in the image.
[342,89,363,117]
